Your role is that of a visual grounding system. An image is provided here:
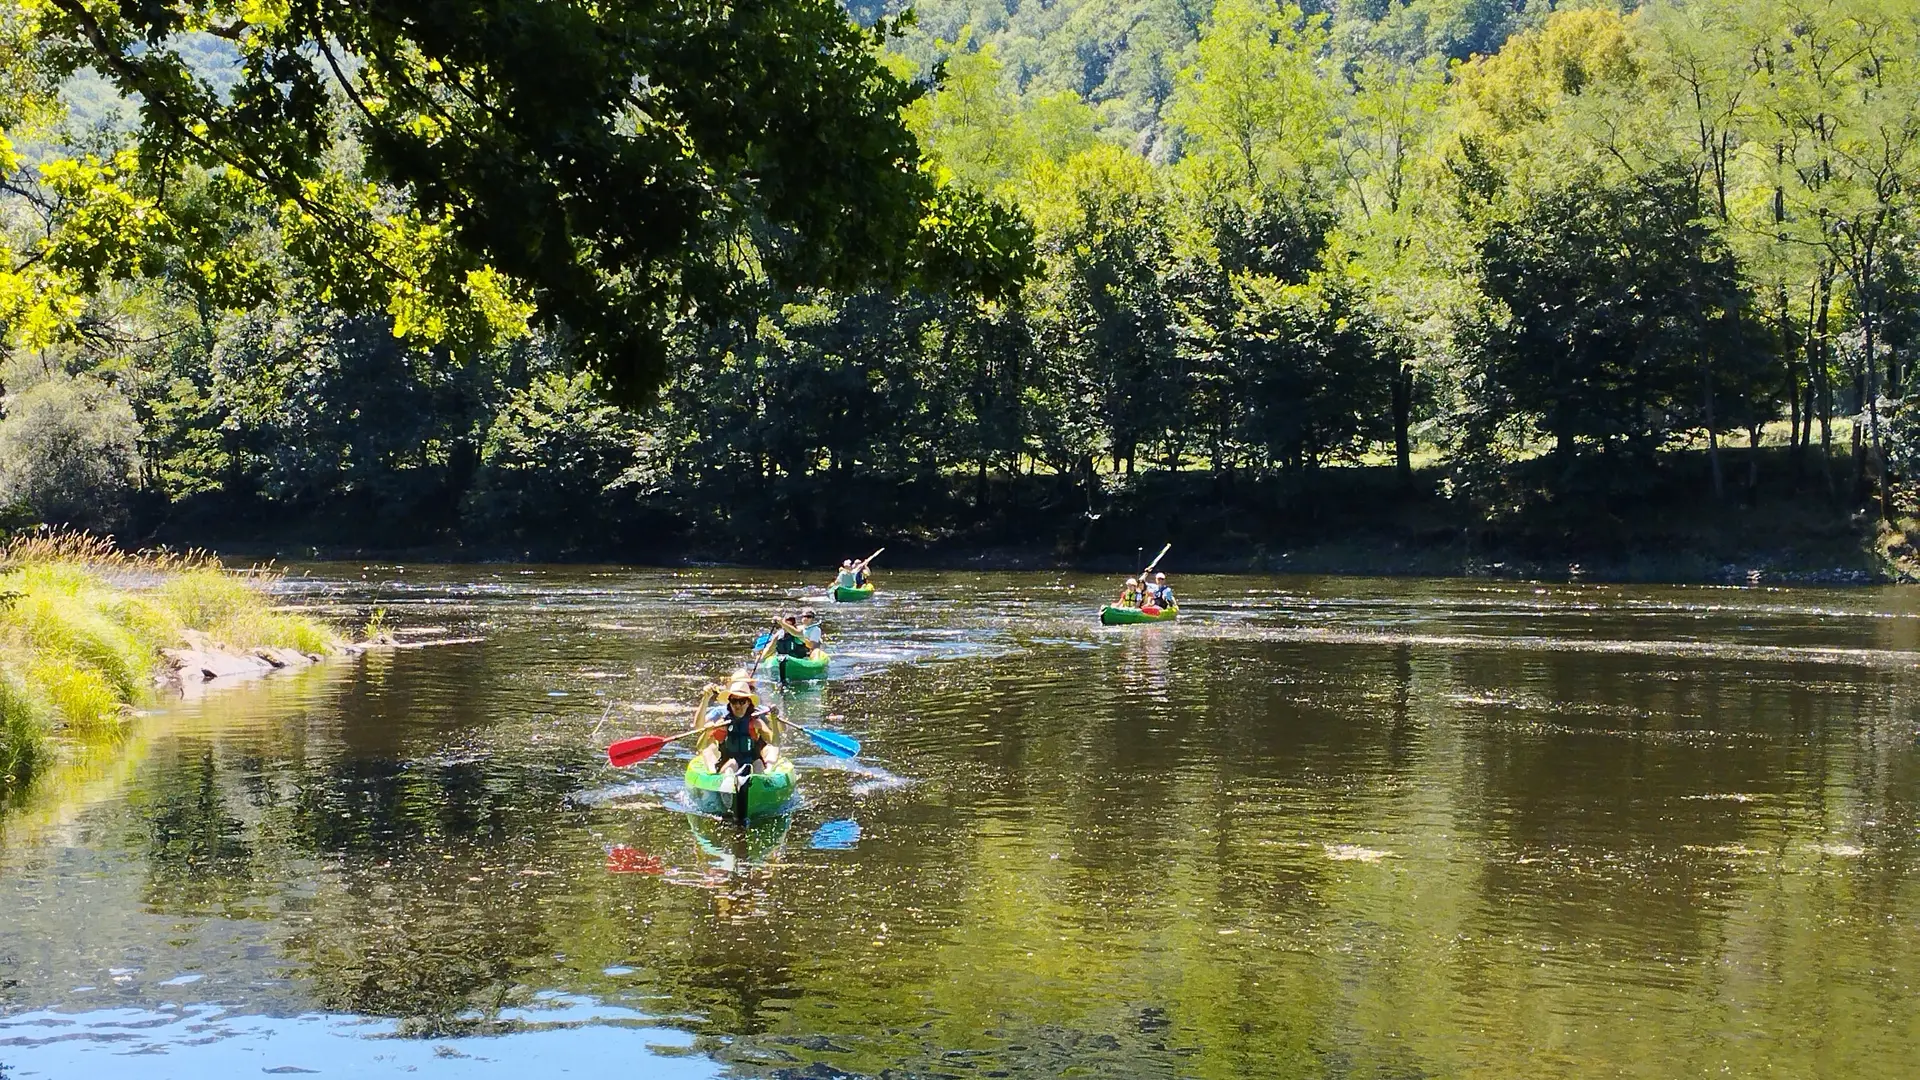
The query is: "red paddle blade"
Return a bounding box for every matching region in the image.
[606,845,665,874]
[607,734,669,767]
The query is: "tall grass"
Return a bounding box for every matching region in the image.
[0,530,339,793]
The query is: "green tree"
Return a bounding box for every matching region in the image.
[1169,0,1335,196]
[26,0,955,403]
[1474,168,1768,471]
[0,361,141,531]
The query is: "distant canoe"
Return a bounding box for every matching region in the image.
[1100,604,1178,626]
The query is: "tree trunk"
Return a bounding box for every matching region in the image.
[1391,361,1413,489]
[1781,289,1802,457]
[1815,266,1835,497]
[1703,371,1724,501]
[1863,260,1890,522]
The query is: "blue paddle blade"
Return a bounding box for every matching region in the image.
[752,632,771,652]
[800,725,859,758]
[809,819,861,850]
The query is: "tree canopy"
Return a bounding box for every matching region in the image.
[22,0,977,403]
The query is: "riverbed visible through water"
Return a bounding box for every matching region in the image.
[3,567,1919,1078]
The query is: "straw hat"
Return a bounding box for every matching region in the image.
[723,673,759,706]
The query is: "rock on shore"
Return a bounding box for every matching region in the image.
[157,630,325,698]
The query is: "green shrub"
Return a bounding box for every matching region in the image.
[159,567,337,653]
[0,534,338,793]
[0,371,142,532]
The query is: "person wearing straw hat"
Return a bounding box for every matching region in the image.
[697,676,780,787]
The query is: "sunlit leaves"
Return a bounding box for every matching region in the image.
[23,0,953,404]
[1169,0,1336,197]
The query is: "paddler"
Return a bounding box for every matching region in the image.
[769,609,821,658]
[698,677,780,785]
[1148,572,1175,609]
[835,560,859,589]
[1118,577,1144,607]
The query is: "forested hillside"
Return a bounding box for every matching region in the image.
[3,0,1919,576]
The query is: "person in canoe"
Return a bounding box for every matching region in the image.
[835,560,860,590]
[1117,577,1145,608]
[698,677,781,780]
[769,609,822,658]
[1147,572,1175,610]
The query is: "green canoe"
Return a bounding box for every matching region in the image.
[1100,604,1179,626]
[685,721,799,823]
[759,648,829,682]
[832,583,875,602]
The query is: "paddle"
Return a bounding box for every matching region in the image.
[787,717,861,758]
[1115,542,1172,606]
[762,669,861,759]
[1140,542,1171,579]
[606,688,719,767]
[829,547,885,594]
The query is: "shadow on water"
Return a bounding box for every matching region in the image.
[1,567,1918,1078]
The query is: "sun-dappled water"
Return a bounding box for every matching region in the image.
[3,567,1920,1078]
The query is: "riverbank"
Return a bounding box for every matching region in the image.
[153,446,1920,586]
[0,534,340,793]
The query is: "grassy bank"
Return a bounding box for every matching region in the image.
[0,533,339,793]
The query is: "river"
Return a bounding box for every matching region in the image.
[2,567,1918,1078]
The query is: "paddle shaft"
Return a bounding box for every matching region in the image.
[1140,542,1172,580]
[755,648,859,758]
[1115,542,1172,603]
[606,689,718,767]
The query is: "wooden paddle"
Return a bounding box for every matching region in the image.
[606,688,719,767]
[1140,542,1171,579]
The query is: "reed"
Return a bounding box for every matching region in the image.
[0,530,339,793]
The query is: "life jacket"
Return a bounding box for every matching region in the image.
[775,629,810,657]
[855,568,870,585]
[719,708,770,765]
[1121,587,1142,606]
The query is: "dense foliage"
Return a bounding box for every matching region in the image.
[5,0,1920,555]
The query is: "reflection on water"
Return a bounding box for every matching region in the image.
[2,568,1920,1078]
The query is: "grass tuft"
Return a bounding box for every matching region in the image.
[0,671,45,785]
[0,530,338,794]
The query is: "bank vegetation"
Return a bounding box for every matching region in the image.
[0,533,337,795]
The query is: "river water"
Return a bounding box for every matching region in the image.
[2,567,1919,1078]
